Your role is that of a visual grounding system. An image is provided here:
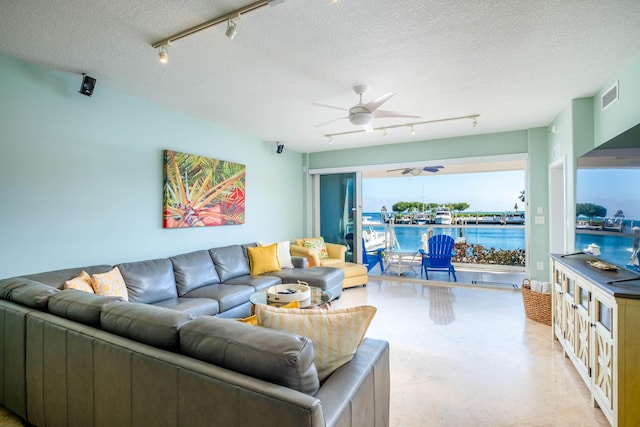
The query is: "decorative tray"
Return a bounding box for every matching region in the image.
[267,282,311,303]
[587,260,619,271]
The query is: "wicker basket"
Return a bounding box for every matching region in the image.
[521,278,552,326]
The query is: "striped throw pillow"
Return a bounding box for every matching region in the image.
[255,304,376,380]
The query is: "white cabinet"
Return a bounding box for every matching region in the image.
[551,256,640,427]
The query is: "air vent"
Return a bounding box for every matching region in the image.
[601,81,619,111]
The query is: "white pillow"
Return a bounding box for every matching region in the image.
[257,241,294,269]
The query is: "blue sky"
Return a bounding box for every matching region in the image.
[363,170,525,213]
[577,169,640,220]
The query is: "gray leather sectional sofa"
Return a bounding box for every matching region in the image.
[0,243,390,426]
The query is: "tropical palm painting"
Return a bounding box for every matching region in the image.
[163,150,245,228]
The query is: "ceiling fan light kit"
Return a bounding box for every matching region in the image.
[313,84,420,133]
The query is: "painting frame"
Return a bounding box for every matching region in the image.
[163,149,245,228]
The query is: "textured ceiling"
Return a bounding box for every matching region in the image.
[1,0,640,153]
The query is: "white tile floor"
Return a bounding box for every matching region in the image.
[332,277,610,427]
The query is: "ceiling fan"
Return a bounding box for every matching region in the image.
[312,85,420,132]
[387,165,444,176]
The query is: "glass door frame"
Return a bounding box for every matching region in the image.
[310,169,363,264]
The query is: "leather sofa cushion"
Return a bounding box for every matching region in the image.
[101,301,194,351]
[48,289,123,327]
[209,245,250,282]
[183,284,254,313]
[152,297,219,317]
[170,250,220,296]
[180,316,320,395]
[7,281,59,309]
[0,277,37,300]
[117,258,178,304]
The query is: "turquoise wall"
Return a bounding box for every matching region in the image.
[526,128,550,278]
[594,52,640,147]
[0,54,304,278]
[309,130,528,169]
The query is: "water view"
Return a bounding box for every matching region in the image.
[363,212,525,251]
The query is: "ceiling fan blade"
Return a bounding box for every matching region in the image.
[423,165,444,173]
[314,117,348,128]
[386,168,407,172]
[401,168,412,175]
[363,92,395,112]
[311,102,349,112]
[374,109,421,119]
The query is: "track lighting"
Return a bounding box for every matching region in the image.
[323,114,480,142]
[158,44,169,64]
[225,19,237,40]
[152,1,287,54]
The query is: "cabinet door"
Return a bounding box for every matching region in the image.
[573,282,591,385]
[591,292,614,423]
[552,265,566,343]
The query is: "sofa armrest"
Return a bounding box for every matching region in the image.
[291,256,307,269]
[290,244,321,267]
[325,243,347,261]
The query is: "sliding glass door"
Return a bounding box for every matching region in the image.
[314,172,362,263]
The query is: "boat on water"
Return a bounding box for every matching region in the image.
[576,216,604,230]
[412,212,430,224]
[604,213,625,232]
[395,212,412,224]
[363,227,386,251]
[433,207,453,225]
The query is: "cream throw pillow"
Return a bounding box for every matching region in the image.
[91,267,129,301]
[64,271,95,293]
[256,304,376,380]
[257,241,294,269]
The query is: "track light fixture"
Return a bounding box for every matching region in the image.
[158,44,169,64]
[151,0,287,54]
[225,19,237,39]
[323,114,480,142]
[275,142,284,154]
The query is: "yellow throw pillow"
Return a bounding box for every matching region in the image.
[255,304,377,380]
[64,270,95,293]
[91,267,129,301]
[247,243,281,275]
[238,300,300,325]
[303,238,329,260]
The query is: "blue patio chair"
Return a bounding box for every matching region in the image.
[362,238,385,273]
[419,235,457,281]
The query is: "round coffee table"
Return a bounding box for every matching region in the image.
[250,285,332,309]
